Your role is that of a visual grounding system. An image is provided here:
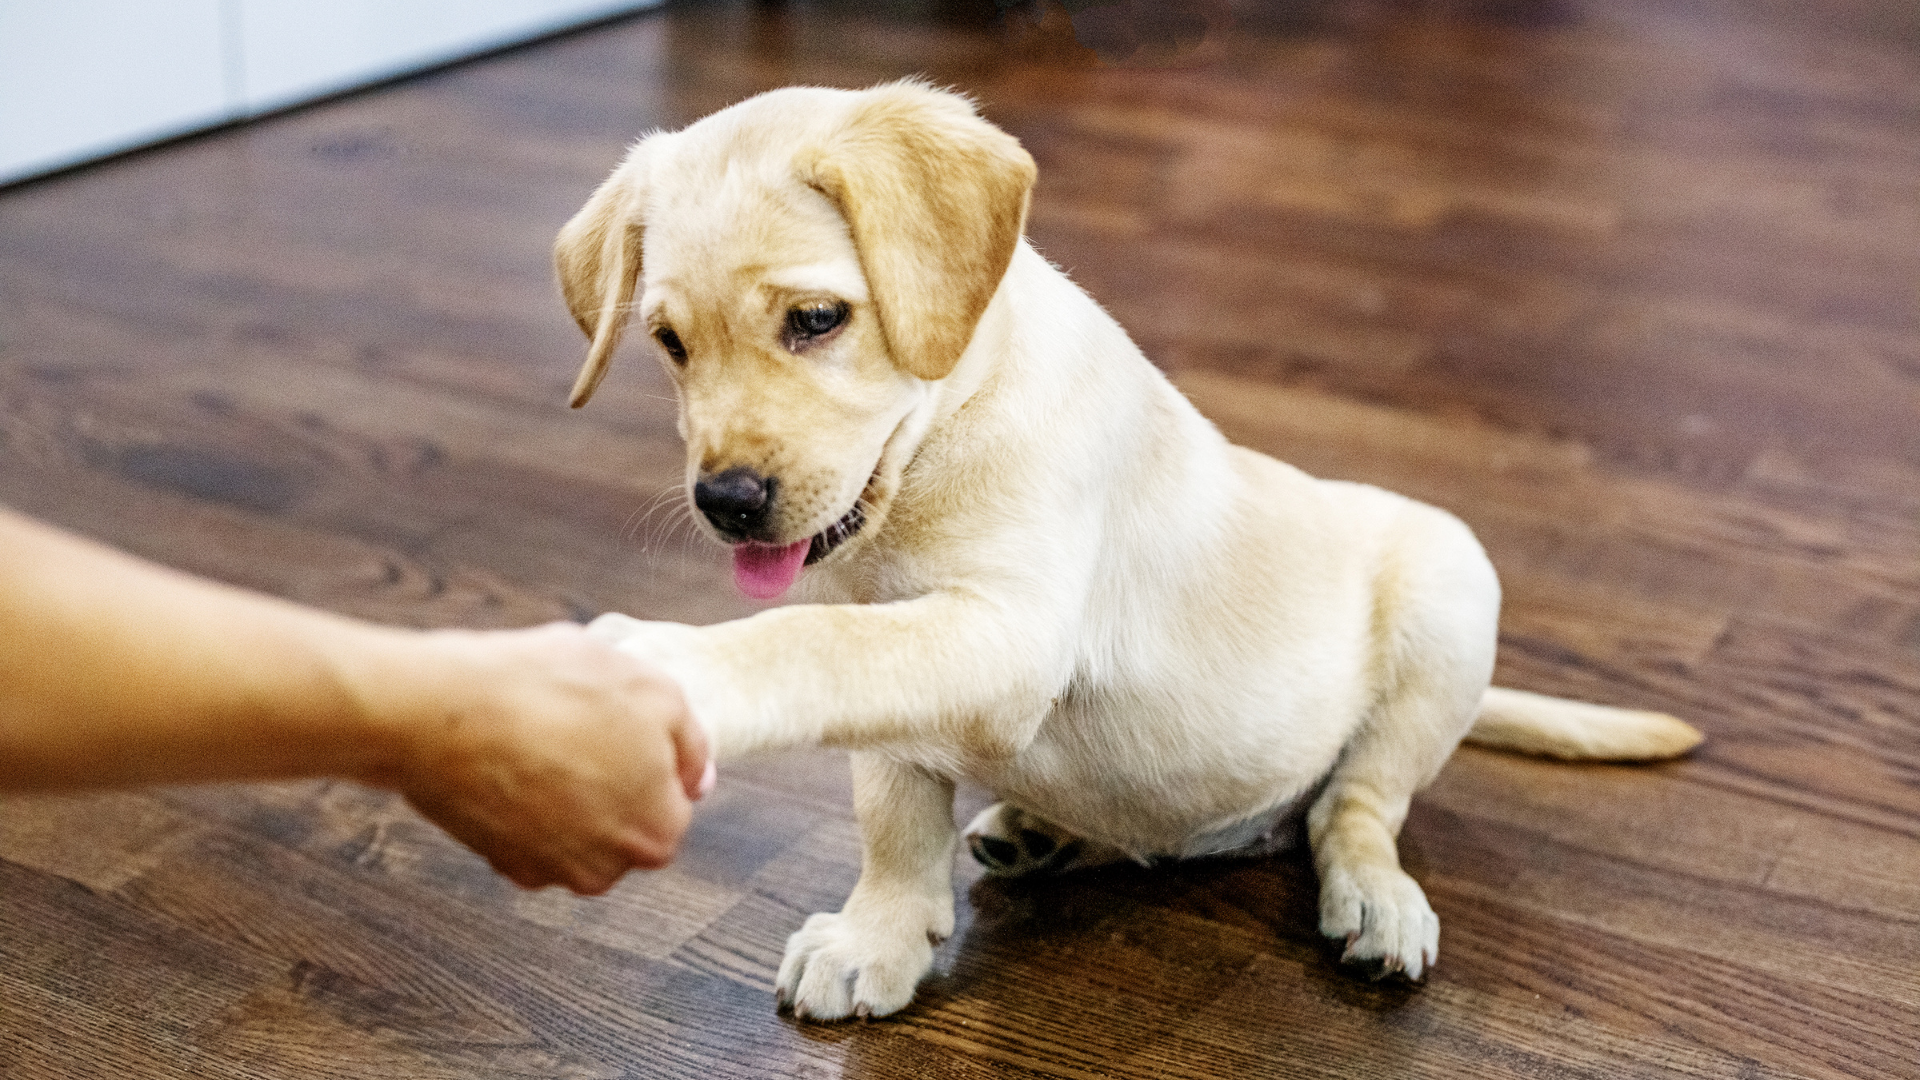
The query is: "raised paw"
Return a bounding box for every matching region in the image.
[962,802,1123,877]
[583,613,724,743]
[1318,862,1440,982]
[774,910,938,1021]
[585,612,692,657]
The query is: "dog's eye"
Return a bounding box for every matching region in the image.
[785,302,848,345]
[654,326,688,365]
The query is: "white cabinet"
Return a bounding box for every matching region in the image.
[0,0,660,185]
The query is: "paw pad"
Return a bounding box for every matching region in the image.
[963,803,1093,877]
[972,835,1021,868]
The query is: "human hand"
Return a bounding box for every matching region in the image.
[359,621,711,894]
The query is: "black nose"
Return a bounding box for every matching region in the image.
[693,467,774,537]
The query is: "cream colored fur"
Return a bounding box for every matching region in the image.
[557,81,1703,1021]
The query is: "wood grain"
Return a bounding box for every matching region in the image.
[3,1,1916,1076]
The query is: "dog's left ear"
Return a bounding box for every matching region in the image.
[554,145,649,408]
[800,83,1036,381]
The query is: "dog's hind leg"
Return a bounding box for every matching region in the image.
[962,802,1130,877]
[776,754,958,1020]
[1308,762,1447,982]
[1309,655,1484,981]
[1309,524,1497,982]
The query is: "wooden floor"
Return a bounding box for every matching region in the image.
[4,1,1918,1076]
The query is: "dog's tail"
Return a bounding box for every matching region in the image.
[1465,687,1703,761]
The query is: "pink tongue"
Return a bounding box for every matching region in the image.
[732,539,811,600]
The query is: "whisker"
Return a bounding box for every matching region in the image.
[622,486,683,547]
[640,495,696,552]
[620,488,670,536]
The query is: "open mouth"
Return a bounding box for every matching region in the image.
[805,456,885,565]
[806,501,865,564]
[727,467,881,601]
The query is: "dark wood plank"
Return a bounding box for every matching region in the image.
[3,1,1917,1077]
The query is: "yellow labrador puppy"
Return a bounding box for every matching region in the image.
[558,81,1701,1020]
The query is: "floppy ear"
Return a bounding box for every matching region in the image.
[554,147,648,408]
[798,83,1037,381]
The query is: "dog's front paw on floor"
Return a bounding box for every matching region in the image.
[775,911,937,1021]
[1318,863,1440,982]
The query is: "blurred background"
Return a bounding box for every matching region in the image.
[1,2,666,184]
[2,2,1916,1078]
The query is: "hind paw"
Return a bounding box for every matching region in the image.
[1318,862,1439,982]
[962,803,1123,877]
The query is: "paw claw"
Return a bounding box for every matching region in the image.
[1320,864,1439,984]
[776,909,938,1021]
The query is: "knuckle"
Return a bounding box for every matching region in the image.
[569,871,617,896]
[626,835,676,870]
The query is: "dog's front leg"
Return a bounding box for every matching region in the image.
[776,753,956,1020]
[586,595,1067,759]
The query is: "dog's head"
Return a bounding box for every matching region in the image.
[555,81,1035,600]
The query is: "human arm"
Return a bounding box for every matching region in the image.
[0,507,709,894]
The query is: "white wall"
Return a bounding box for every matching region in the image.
[0,1,235,185]
[0,0,661,185]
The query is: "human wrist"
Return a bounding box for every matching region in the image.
[320,620,468,789]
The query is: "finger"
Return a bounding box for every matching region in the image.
[670,727,712,803]
[565,865,622,896]
[668,705,712,802]
[574,840,645,895]
[488,853,552,891]
[623,831,678,871]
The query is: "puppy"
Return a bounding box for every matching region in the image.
[556,81,1701,1020]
